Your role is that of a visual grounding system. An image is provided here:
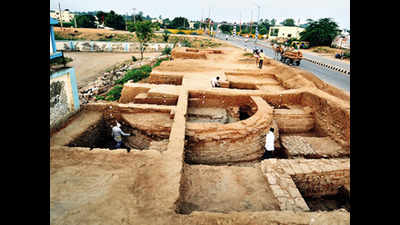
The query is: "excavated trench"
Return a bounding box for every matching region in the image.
[66,116,169,152]
[298,185,350,212]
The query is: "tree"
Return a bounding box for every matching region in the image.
[162,29,170,42]
[194,22,201,29]
[281,18,295,26]
[96,11,106,24]
[270,19,276,26]
[131,21,154,60]
[104,10,125,30]
[76,14,96,28]
[170,17,189,29]
[219,24,233,34]
[299,18,341,47]
[162,18,171,28]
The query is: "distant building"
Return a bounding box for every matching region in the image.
[151,19,163,24]
[188,21,195,29]
[50,9,75,23]
[331,33,350,50]
[268,26,305,40]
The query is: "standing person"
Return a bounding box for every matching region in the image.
[111,121,131,149]
[263,128,275,159]
[258,49,265,69]
[254,48,260,66]
[211,76,221,88]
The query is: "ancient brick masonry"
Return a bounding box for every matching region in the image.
[185,96,274,164]
[260,158,350,211]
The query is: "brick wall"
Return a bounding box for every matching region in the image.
[185,96,274,164]
[260,158,350,211]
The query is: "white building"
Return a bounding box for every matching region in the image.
[50,9,75,23]
[268,26,305,40]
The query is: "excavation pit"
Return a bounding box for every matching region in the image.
[177,164,280,214]
[303,191,350,212]
[66,117,131,150]
[52,106,173,152]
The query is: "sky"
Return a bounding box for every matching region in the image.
[50,0,350,29]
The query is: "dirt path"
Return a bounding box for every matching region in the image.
[64,52,161,88]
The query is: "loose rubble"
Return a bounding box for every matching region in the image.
[78,55,169,104]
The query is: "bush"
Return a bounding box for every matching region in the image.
[177,31,185,35]
[162,30,170,42]
[152,58,169,68]
[190,32,198,35]
[162,47,172,55]
[181,39,192,47]
[115,65,152,84]
[95,95,105,101]
[105,85,123,101]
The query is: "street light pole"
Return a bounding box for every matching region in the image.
[133,8,136,24]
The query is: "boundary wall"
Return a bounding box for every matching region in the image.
[56,40,174,53]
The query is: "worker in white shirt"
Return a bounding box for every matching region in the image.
[264,127,275,159]
[111,121,131,149]
[211,76,221,88]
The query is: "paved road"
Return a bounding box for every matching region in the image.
[216,33,350,93]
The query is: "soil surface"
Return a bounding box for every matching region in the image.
[64,52,161,88]
[179,164,280,214]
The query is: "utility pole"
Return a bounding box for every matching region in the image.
[249,9,253,38]
[255,4,260,43]
[133,8,136,24]
[240,11,242,34]
[125,12,128,30]
[74,17,77,28]
[58,2,63,29]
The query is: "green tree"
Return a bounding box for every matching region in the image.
[257,19,271,35]
[299,18,341,47]
[104,10,125,30]
[162,29,170,42]
[170,17,189,29]
[76,14,96,28]
[281,18,295,26]
[219,24,233,34]
[96,11,106,24]
[131,21,154,60]
[194,22,201,29]
[270,19,276,26]
[162,18,171,28]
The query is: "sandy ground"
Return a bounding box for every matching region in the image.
[50,42,350,224]
[179,164,280,214]
[64,52,161,88]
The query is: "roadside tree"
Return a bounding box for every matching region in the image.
[131,21,154,60]
[76,14,96,28]
[104,10,125,30]
[170,17,189,29]
[281,18,295,26]
[299,18,341,47]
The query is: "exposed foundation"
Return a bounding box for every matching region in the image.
[50,46,350,225]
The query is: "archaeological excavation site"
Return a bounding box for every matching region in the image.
[50,45,350,225]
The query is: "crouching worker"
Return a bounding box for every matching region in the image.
[263,127,275,159]
[111,121,131,149]
[211,76,221,88]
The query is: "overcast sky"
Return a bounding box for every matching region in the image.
[50,0,350,29]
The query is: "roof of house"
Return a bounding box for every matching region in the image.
[50,17,59,25]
